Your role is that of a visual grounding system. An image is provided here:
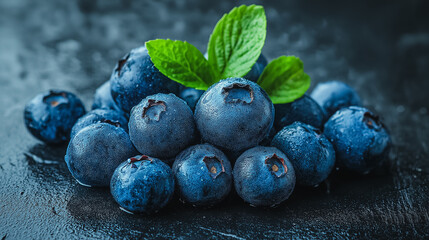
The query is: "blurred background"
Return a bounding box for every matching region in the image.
[1,0,428,108]
[0,0,428,239]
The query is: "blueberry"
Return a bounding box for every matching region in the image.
[129,93,197,160]
[70,108,128,139]
[195,78,274,152]
[65,123,137,187]
[274,94,326,130]
[243,54,268,82]
[179,87,204,111]
[24,90,86,144]
[310,81,362,117]
[110,155,175,214]
[271,122,335,186]
[110,46,181,113]
[172,144,232,207]
[324,106,391,174]
[233,146,295,207]
[92,81,123,113]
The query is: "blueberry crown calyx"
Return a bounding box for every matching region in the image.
[142,99,167,121]
[363,111,383,131]
[222,83,254,104]
[265,154,288,178]
[203,156,226,179]
[128,155,153,164]
[43,90,69,107]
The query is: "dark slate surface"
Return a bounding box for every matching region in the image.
[1,0,429,239]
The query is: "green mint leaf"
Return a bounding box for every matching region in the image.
[146,39,219,90]
[257,56,311,104]
[207,4,266,79]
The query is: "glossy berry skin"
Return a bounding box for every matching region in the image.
[195,78,274,152]
[274,94,326,130]
[233,146,295,207]
[179,87,204,111]
[110,46,180,113]
[129,93,197,160]
[311,81,362,117]
[110,155,175,214]
[324,106,391,174]
[24,90,86,144]
[243,54,268,82]
[70,108,128,139]
[172,144,232,207]
[92,81,123,113]
[271,122,335,186]
[65,123,137,187]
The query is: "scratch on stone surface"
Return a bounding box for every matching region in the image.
[199,226,246,240]
[391,155,422,233]
[23,152,59,165]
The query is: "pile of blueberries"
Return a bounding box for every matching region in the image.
[24,46,391,214]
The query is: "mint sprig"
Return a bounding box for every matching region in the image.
[146,4,311,104]
[258,56,311,104]
[146,39,219,90]
[207,5,266,79]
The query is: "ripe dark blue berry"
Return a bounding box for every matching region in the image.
[70,108,128,139]
[110,46,181,113]
[172,144,232,207]
[195,78,274,152]
[233,146,295,207]
[274,94,326,130]
[324,106,391,174]
[129,93,197,160]
[179,87,204,111]
[271,122,335,186]
[24,90,86,144]
[65,123,137,187]
[110,155,175,214]
[92,81,123,113]
[311,81,361,117]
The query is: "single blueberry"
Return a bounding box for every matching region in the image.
[65,123,137,187]
[172,144,232,207]
[179,87,204,111]
[92,81,123,113]
[70,108,129,139]
[233,146,295,207]
[324,106,391,174]
[310,81,362,117]
[129,93,197,160]
[274,94,326,130]
[110,155,175,214]
[110,46,181,113]
[271,122,335,186]
[243,54,268,82]
[24,90,86,144]
[195,78,274,152]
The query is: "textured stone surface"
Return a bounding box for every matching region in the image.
[1,0,428,239]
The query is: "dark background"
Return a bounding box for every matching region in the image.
[1,0,429,239]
